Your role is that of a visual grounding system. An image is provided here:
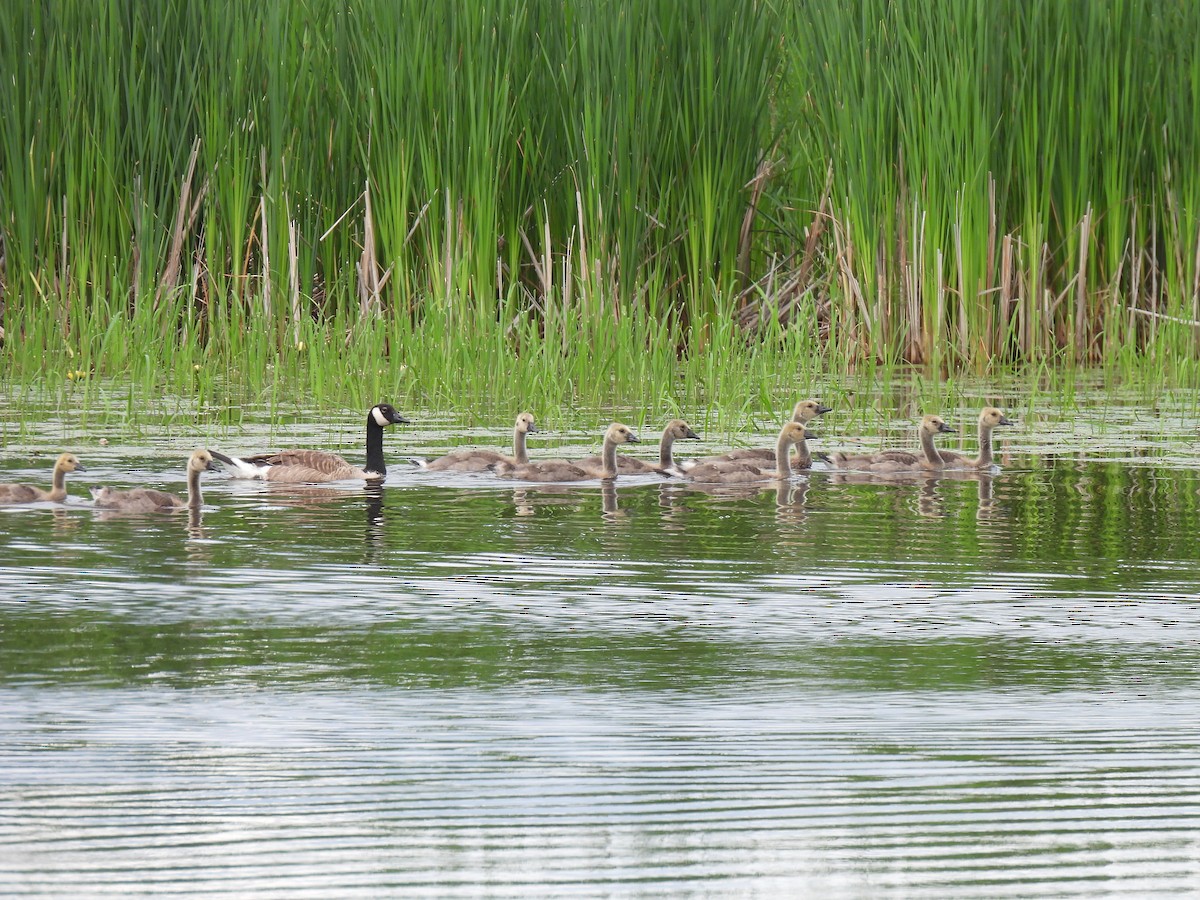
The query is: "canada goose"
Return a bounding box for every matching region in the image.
[90,449,218,512]
[685,422,815,483]
[575,419,700,477]
[0,453,85,504]
[418,412,539,472]
[681,399,831,472]
[937,406,1015,468]
[211,403,410,483]
[830,415,954,472]
[492,422,640,481]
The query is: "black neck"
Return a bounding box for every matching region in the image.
[365,416,386,475]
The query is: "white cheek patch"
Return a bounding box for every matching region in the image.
[372,407,391,427]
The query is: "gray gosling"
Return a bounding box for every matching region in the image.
[830,415,955,472]
[681,399,831,473]
[575,419,700,477]
[685,422,815,484]
[211,403,410,483]
[91,449,218,512]
[492,422,640,482]
[0,453,86,504]
[936,407,1015,469]
[419,412,539,473]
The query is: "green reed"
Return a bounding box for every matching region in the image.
[1,0,1199,428]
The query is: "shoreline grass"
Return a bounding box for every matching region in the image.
[2,1,1199,421]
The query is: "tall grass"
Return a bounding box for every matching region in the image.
[785,0,1200,377]
[1,0,1198,421]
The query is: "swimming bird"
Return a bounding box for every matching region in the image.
[417,412,539,473]
[492,422,640,482]
[90,449,218,512]
[680,399,831,473]
[936,406,1015,468]
[0,453,85,503]
[211,403,410,483]
[574,419,700,477]
[829,415,954,472]
[684,422,815,483]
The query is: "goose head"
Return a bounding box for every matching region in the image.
[371,404,411,427]
[921,415,956,436]
[792,399,833,423]
[515,412,539,435]
[189,449,219,473]
[56,453,85,473]
[665,419,701,441]
[606,423,640,445]
[979,407,1015,429]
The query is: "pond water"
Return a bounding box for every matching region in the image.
[3,392,1200,897]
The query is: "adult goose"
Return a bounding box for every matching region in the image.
[418,412,538,473]
[0,453,85,503]
[937,407,1014,469]
[680,399,830,473]
[211,403,410,483]
[492,423,640,482]
[574,419,700,477]
[684,423,815,484]
[829,415,954,473]
[91,450,217,512]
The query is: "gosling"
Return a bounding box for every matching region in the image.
[91,449,218,512]
[684,422,815,483]
[680,399,830,473]
[417,412,539,473]
[492,423,640,482]
[0,453,86,504]
[829,415,954,473]
[574,419,700,477]
[936,406,1015,469]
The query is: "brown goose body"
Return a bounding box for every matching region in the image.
[685,423,814,484]
[493,423,640,482]
[574,419,699,477]
[212,404,410,483]
[0,454,85,504]
[421,412,538,473]
[91,450,217,512]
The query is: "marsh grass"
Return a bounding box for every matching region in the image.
[1,1,1198,427]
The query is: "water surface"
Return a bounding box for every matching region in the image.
[3,394,1200,896]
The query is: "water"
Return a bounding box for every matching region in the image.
[4,396,1200,897]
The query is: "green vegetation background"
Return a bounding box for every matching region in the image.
[2,0,1198,415]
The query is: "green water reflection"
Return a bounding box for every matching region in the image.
[3,454,1200,896]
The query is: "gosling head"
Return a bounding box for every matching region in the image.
[606,423,640,445]
[189,449,219,473]
[55,453,85,473]
[515,412,538,434]
[89,486,114,503]
[980,407,1015,428]
[665,419,701,441]
[370,403,411,427]
[921,415,956,435]
[781,422,816,445]
[792,399,833,423]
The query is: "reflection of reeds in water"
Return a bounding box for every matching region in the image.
[816,468,1003,522]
